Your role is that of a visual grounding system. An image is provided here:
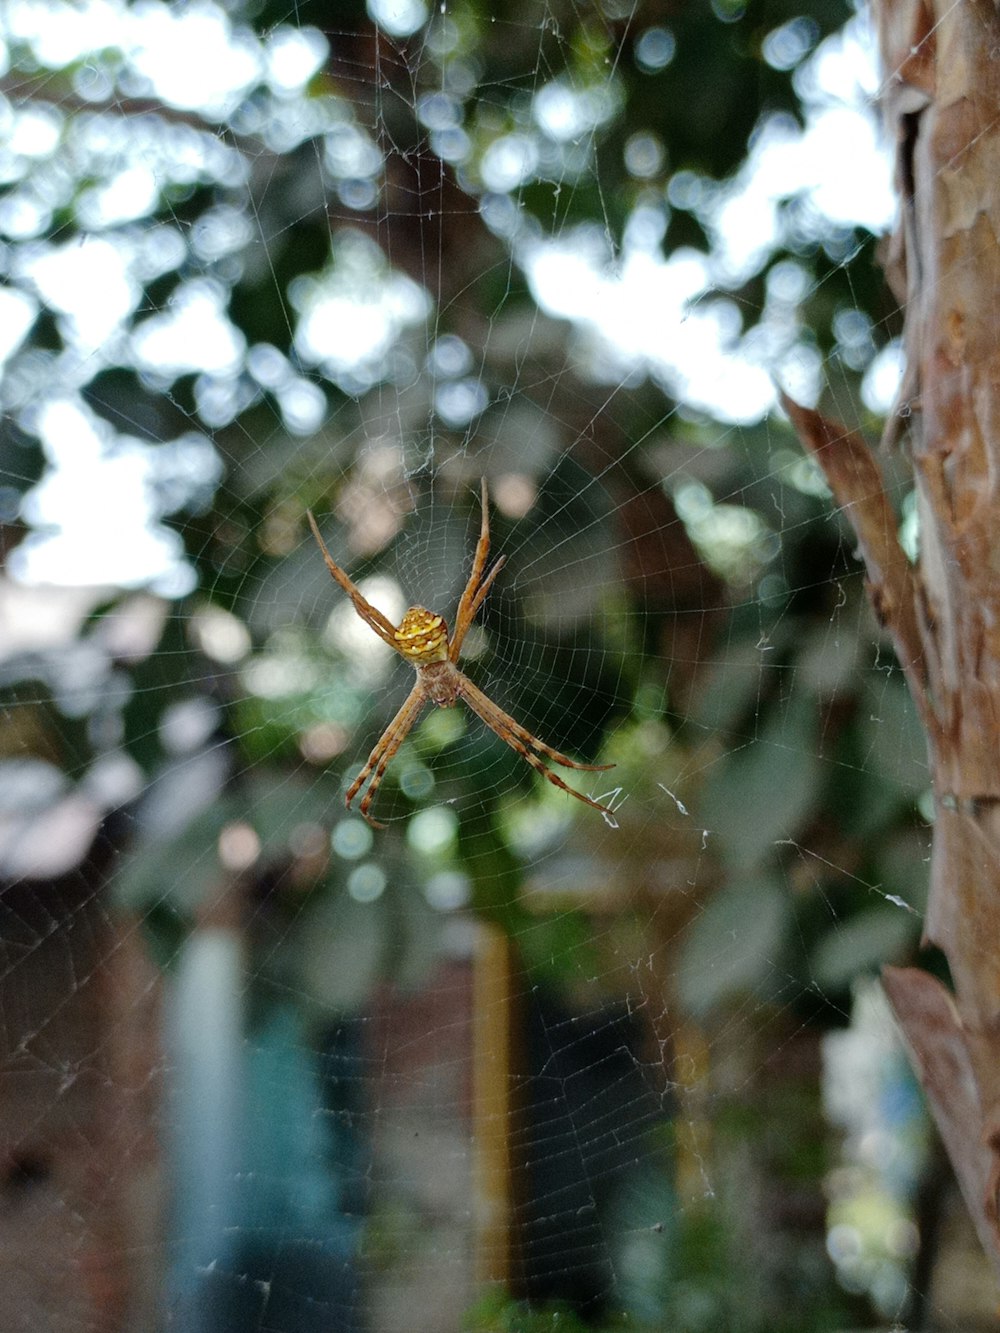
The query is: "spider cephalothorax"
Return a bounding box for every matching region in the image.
[307,480,615,828]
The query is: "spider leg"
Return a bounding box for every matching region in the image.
[450,479,504,660]
[458,675,615,772]
[454,555,506,654]
[346,683,427,828]
[461,682,616,817]
[307,510,402,654]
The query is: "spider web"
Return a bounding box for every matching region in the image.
[0,1,987,1330]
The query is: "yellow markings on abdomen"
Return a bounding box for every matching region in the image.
[394,607,449,663]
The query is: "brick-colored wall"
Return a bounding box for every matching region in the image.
[0,871,163,1332]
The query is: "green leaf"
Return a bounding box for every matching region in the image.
[700,686,822,868]
[689,624,793,736]
[809,905,917,990]
[677,874,788,1016]
[873,829,930,916]
[861,675,928,797]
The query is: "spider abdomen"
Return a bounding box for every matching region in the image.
[394,606,449,663]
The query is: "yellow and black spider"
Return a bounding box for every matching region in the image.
[307,480,615,828]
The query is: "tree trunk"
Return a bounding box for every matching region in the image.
[784,0,1000,1274]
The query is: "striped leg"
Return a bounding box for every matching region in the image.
[346,684,427,828]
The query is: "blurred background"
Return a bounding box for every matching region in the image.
[0,0,994,1329]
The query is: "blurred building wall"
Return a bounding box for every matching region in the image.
[0,856,163,1331]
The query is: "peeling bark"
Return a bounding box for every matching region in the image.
[783,0,1000,1271]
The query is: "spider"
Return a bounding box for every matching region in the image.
[306,480,616,828]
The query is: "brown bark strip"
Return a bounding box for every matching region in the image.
[778,392,927,722]
[881,965,1000,1270]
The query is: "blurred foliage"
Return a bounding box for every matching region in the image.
[0,0,934,1326]
[463,1290,596,1332]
